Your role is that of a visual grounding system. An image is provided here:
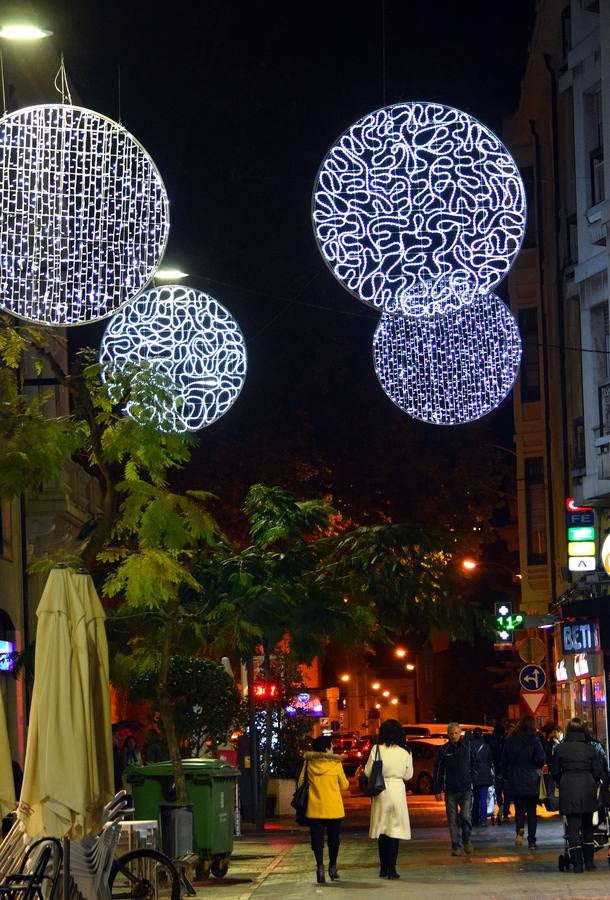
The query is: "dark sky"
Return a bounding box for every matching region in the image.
[34,0,536,521]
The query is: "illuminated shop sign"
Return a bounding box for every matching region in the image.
[574,653,589,677]
[555,659,568,682]
[560,618,600,654]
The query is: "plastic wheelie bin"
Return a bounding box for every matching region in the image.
[127,759,240,879]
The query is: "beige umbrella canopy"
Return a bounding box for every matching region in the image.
[19,567,113,839]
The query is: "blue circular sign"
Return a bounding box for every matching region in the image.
[519,664,546,692]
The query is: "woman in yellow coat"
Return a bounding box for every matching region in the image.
[297,734,349,883]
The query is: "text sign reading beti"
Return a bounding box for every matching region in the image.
[561,618,600,655]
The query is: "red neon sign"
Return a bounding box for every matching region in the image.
[566,497,593,512]
[252,683,279,699]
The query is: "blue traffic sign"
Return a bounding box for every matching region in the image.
[519,664,546,692]
[566,511,594,527]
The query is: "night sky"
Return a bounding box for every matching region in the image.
[31,1,536,526]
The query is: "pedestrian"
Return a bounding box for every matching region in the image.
[541,722,563,764]
[121,735,143,777]
[364,718,413,879]
[501,714,546,850]
[489,723,509,824]
[470,727,494,827]
[297,734,349,884]
[551,718,604,872]
[433,722,475,856]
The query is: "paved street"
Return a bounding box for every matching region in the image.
[193,795,610,899]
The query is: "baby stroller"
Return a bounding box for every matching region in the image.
[557,805,610,871]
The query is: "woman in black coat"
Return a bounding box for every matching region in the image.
[501,715,546,849]
[551,718,604,872]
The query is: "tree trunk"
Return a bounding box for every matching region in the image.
[157,594,188,803]
[245,654,261,828]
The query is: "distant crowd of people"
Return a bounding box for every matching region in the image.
[295,714,608,881]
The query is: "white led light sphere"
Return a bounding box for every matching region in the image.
[313,102,526,316]
[100,286,247,433]
[0,104,169,326]
[373,293,522,425]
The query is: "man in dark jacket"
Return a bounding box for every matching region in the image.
[502,715,546,849]
[433,722,476,856]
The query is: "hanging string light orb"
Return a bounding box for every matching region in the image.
[100,286,247,433]
[313,102,526,316]
[0,104,169,326]
[373,293,521,425]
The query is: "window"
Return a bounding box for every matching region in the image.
[561,6,572,60]
[525,457,547,565]
[518,308,541,403]
[586,89,604,205]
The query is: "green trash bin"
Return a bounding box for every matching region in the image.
[127,759,240,877]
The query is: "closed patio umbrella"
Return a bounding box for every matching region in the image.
[19,566,113,839]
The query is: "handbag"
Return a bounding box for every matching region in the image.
[362,744,386,797]
[291,762,310,825]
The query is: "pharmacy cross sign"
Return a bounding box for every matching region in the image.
[518,664,546,692]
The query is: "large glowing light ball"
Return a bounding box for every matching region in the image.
[0,104,169,326]
[313,102,526,316]
[100,286,247,433]
[373,293,522,425]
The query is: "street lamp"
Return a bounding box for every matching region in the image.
[405,663,415,672]
[371,682,380,691]
[0,24,52,40]
[339,673,350,683]
[460,558,522,582]
[394,647,407,658]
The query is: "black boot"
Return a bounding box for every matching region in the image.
[316,864,325,883]
[378,834,389,877]
[386,837,400,879]
[583,843,596,871]
[570,846,583,873]
[328,863,339,880]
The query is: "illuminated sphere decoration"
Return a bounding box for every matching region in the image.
[313,102,526,316]
[0,104,169,326]
[373,293,522,425]
[100,286,247,433]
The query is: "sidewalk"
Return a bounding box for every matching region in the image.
[197,815,610,900]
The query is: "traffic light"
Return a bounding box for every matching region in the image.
[494,601,523,647]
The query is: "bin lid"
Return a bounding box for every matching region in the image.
[128,758,240,777]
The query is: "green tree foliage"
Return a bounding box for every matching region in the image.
[118,655,242,756]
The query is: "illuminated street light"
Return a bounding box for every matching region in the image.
[462,558,477,571]
[375,703,381,710]
[394,647,407,658]
[390,697,399,705]
[0,24,52,40]
[339,674,350,683]
[371,682,380,691]
[154,267,189,281]
[405,663,415,672]
[382,690,390,698]
[460,558,522,581]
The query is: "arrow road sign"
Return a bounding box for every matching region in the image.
[519,664,546,692]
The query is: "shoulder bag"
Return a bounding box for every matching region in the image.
[362,744,386,797]
[291,761,310,824]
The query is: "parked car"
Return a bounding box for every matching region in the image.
[403,723,493,740]
[351,737,447,795]
[340,736,373,776]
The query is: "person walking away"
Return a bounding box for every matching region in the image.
[471,728,494,827]
[502,715,546,850]
[433,722,475,856]
[551,718,604,872]
[364,718,413,879]
[489,723,509,824]
[297,734,349,883]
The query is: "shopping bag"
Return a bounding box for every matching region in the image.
[486,785,496,816]
[541,772,560,812]
[362,744,386,797]
[538,772,548,801]
[291,762,310,824]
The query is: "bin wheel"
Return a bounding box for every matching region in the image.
[210,857,229,878]
[110,848,181,900]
